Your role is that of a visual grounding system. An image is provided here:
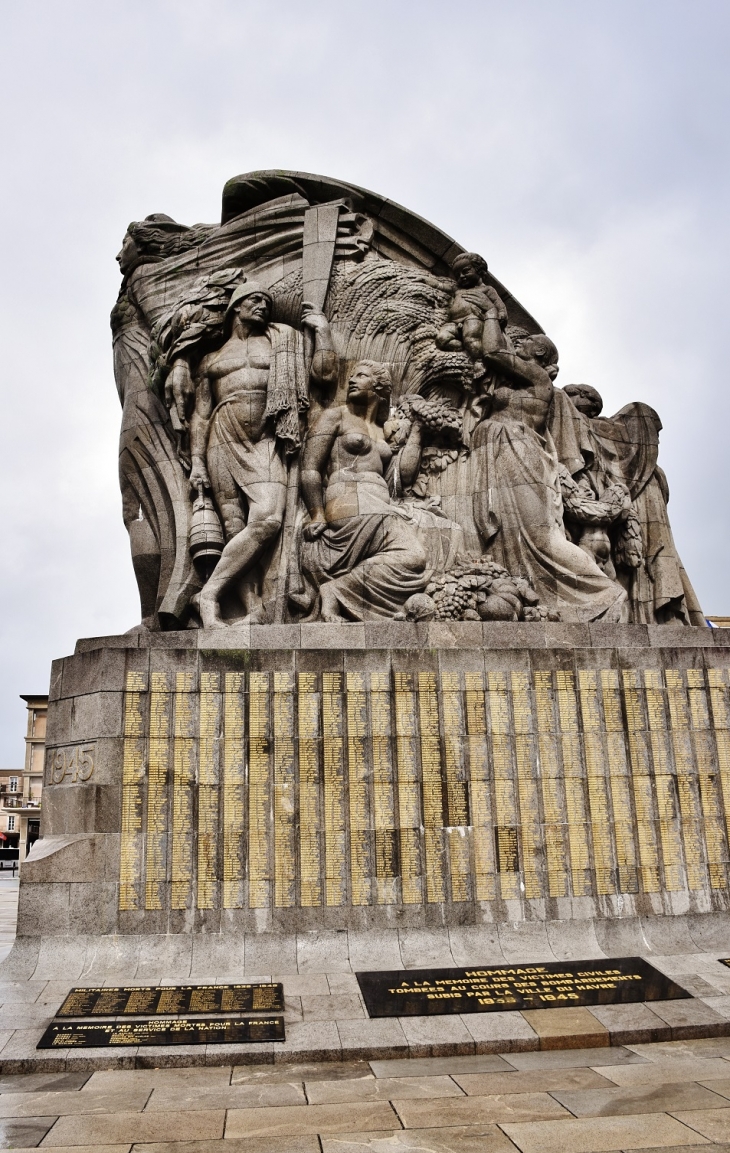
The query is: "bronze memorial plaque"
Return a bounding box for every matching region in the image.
[357,958,690,1017]
[55,983,283,1018]
[37,1015,285,1048]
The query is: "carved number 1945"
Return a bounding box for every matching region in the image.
[50,746,95,785]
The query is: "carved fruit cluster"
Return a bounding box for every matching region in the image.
[409,394,462,439]
[425,559,559,622]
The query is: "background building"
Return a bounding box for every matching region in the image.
[0,695,46,864]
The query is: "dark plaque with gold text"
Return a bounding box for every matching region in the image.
[357,958,690,1017]
[55,983,283,1018]
[37,1015,285,1048]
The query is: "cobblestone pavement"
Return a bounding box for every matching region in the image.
[0,873,19,965]
[4,1037,730,1150]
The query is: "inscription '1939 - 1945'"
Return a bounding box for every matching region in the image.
[48,745,96,785]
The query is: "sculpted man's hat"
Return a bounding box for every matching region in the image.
[225,279,273,321]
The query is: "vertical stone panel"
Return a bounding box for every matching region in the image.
[465,672,495,901]
[601,670,639,893]
[323,672,346,906]
[346,672,371,906]
[298,672,322,908]
[556,671,592,897]
[511,672,542,899]
[394,672,422,904]
[171,671,195,910]
[666,670,706,891]
[488,672,520,900]
[371,671,397,904]
[442,672,470,903]
[708,669,730,859]
[248,672,271,910]
[644,670,684,892]
[273,672,296,908]
[418,672,446,903]
[119,671,147,911]
[534,671,568,898]
[145,671,171,910]
[687,669,727,889]
[222,672,245,909]
[577,671,615,896]
[622,670,660,892]
[197,671,221,910]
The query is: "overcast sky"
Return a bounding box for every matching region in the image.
[0,0,728,763]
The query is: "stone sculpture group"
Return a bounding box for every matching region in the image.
[113,171,703,632]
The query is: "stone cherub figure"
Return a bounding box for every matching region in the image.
[171,281,336,628]
[436,252,508,379]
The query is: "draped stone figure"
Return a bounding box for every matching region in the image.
[560,384,704,626]
[471,311,628,623]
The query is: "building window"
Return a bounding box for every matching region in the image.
[7,816,15,831]
[8,778,17,793]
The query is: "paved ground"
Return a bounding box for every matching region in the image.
[3,940,730,1072]
[5,1037,730,1150]
[4,880,730,1147]
[0,873,18,965]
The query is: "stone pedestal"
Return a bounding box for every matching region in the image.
[11,621,730,973]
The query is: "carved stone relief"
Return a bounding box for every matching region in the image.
[111,170,703,629]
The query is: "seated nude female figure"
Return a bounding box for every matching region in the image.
[299,361,429,622]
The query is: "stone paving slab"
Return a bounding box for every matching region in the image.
[304,1074,465,1104]
[37,1106,227,1145]
[223,1099,400,1137]
[596,1058,730,1086]
[451,1069,617,1094]
[391,1091,571,1127]
[500,1113,711,1152]
[550,1081,730,1116]
[318,1130,525,1153]
[132,1141,320,1153]
[670,1112,730,1143]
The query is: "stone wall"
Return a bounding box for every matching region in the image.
[20,622,730,941]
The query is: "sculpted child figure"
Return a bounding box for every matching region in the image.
[436,252,508,378]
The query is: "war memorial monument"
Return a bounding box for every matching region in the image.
[4,170,730,1066]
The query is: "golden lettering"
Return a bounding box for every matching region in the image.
[222,673,245,909]
[197,672,220,910]
[145,671,170,911]
[171,672,195,910]
[119,671,146,911]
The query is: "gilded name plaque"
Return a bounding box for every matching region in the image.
[55,983,283,1017]
[37,1016,285,1049]
[357,958,690,1017]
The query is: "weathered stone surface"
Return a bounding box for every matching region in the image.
[112,171,702,632]
[7,628,730,966]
